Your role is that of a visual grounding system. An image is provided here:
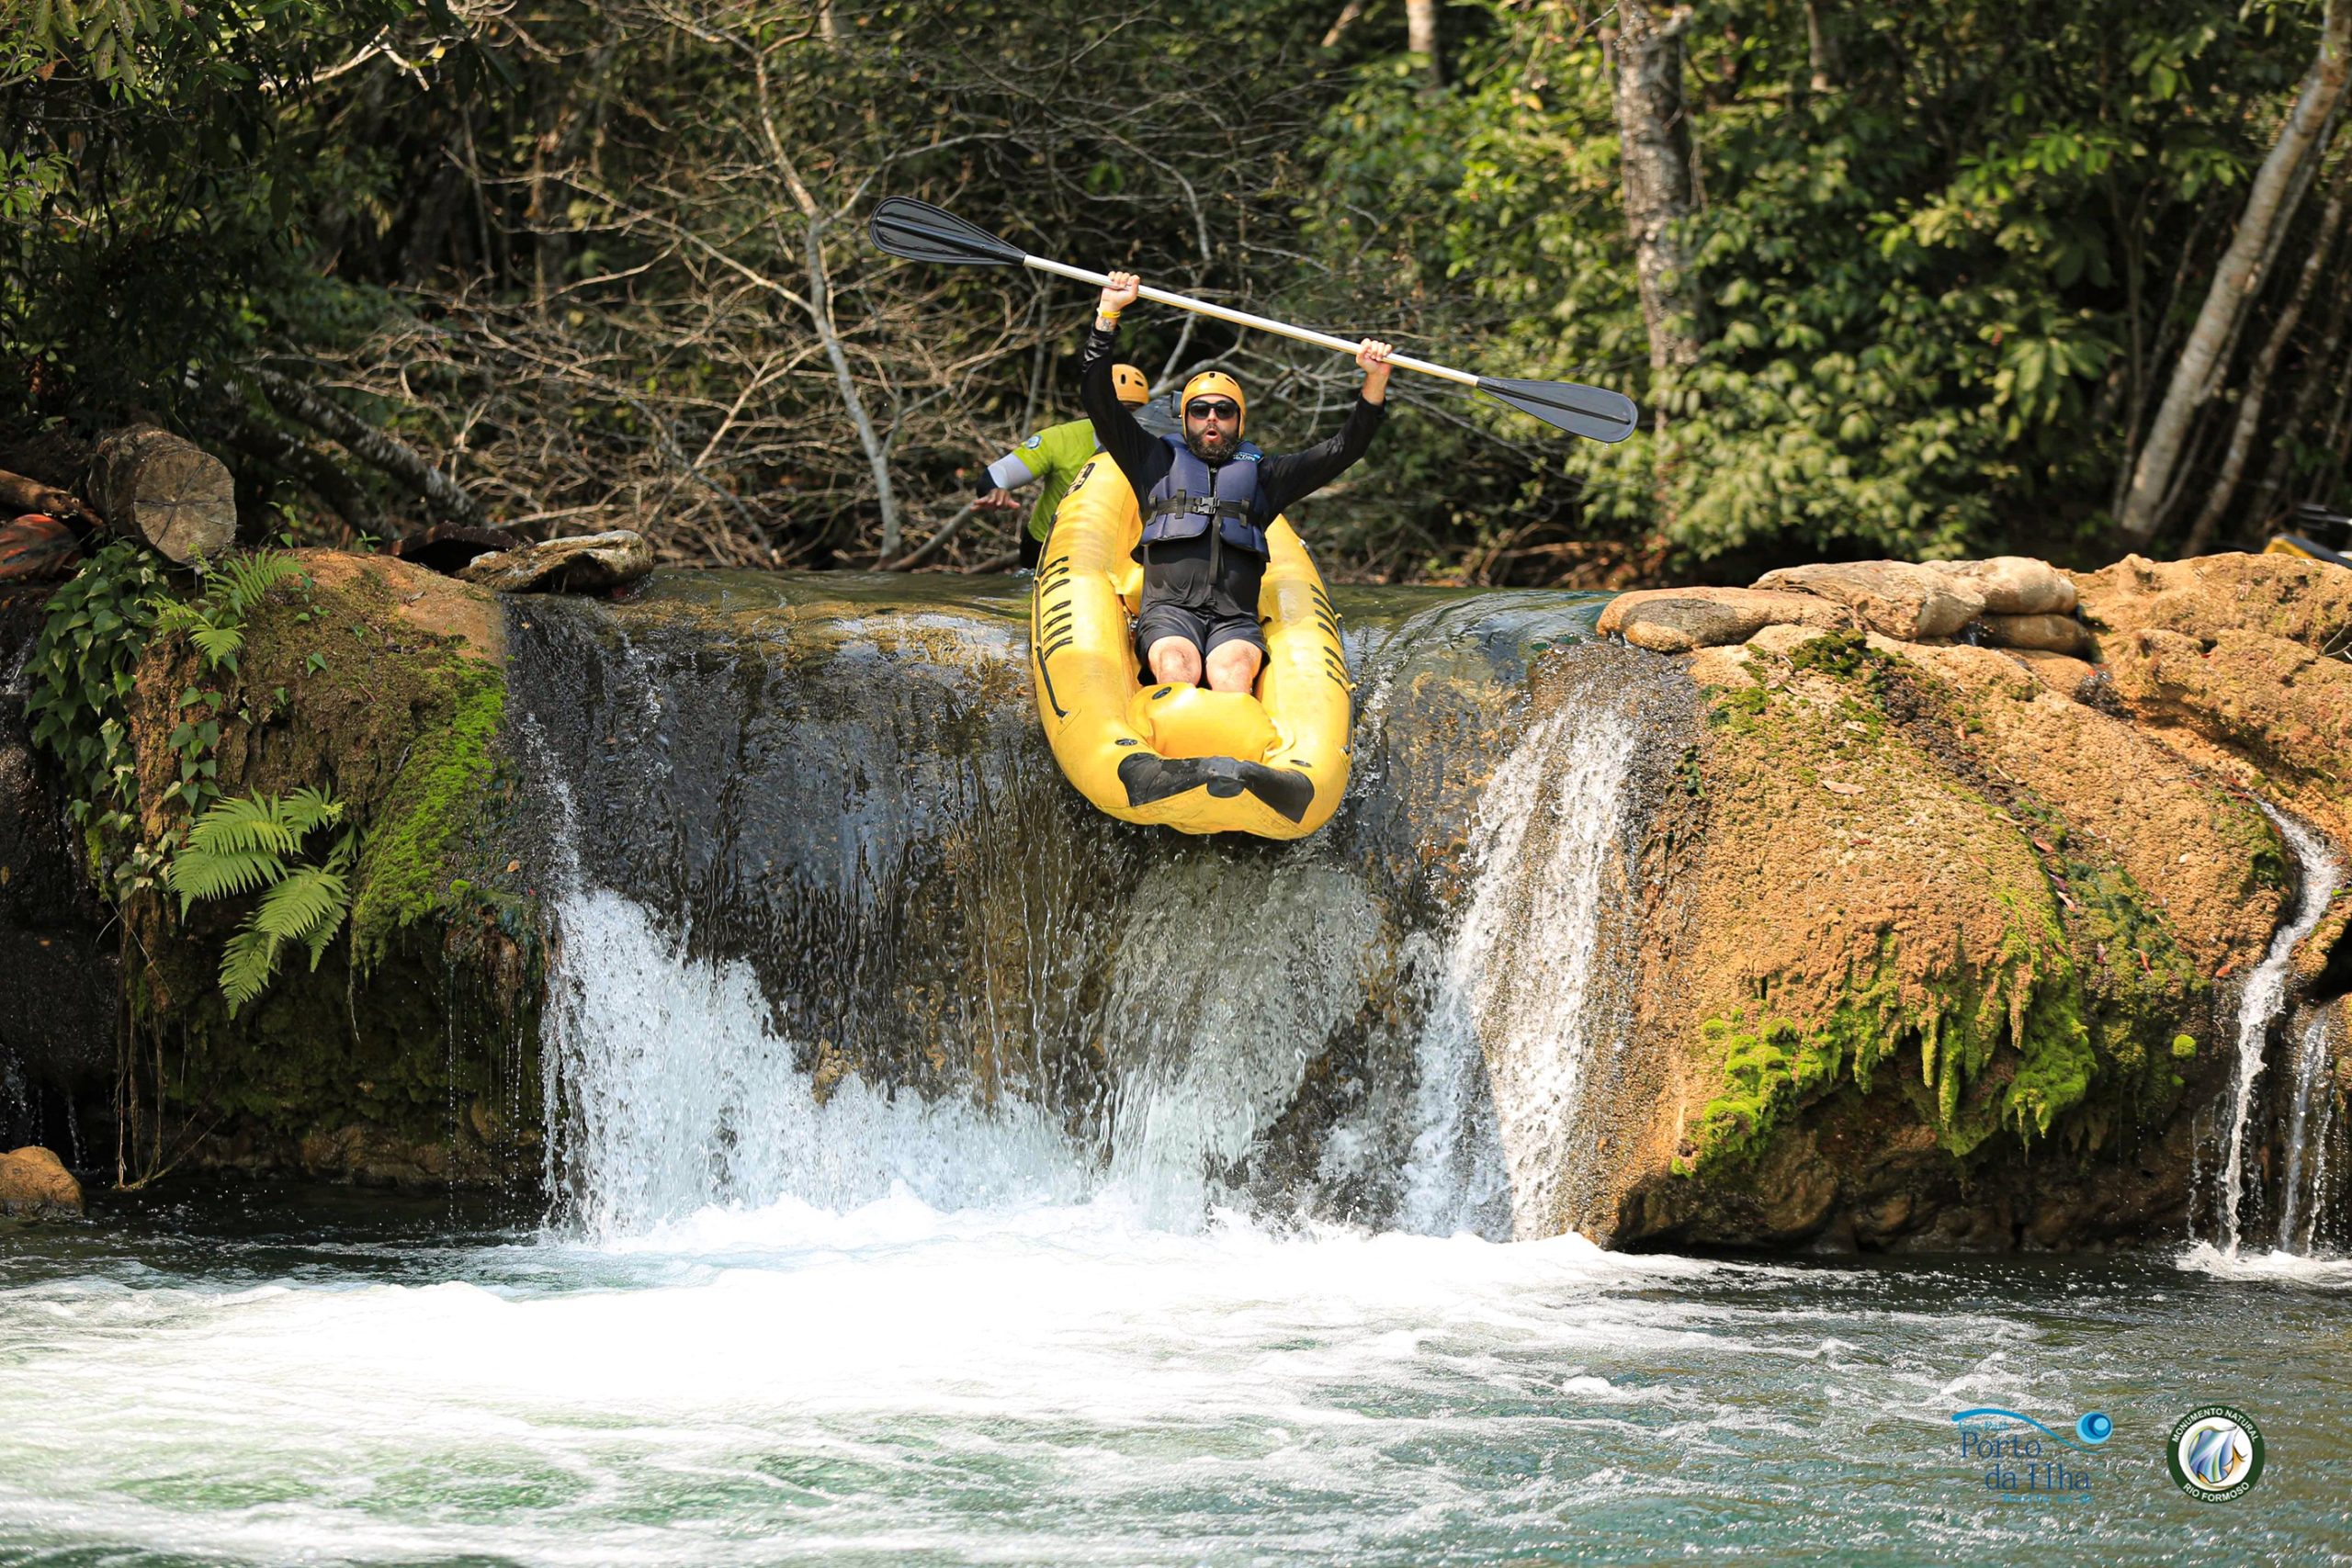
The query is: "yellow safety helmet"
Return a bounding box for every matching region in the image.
[1112,363,1152,407]
[1181,371,1247,435]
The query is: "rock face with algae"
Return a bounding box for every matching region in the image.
[1580,551,2347,1252]
[98,552,534,1190]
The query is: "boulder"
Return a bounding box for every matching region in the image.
[2075,553,2352,847]
[1978,611,2091,657]
[2073,552,2352,652]
[0,1145,83,1217]
[1752,560,1985,640]
[1598,586,1852,653]
[458,529,654,595]
[1925,556,2078,615]
[1579,604,2296,1253]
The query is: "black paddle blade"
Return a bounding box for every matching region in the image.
[1476,377,1641,444]
[869,197,1027,267]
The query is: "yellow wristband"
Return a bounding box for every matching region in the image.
[1098,310,1120,326]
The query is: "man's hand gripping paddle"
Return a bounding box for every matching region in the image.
[869,197,1639,444]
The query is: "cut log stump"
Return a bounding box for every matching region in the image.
[85,425,236,564]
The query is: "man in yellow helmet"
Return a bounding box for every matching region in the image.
[975,363,1176,568]
[1080,270,1391,694]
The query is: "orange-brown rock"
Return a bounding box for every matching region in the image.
[300,549,504,663]
[1752,559,1985,640]
[1597,586,1852,652]
[2004,649,2098,700]
[2074,552,2352,651]
[1899,641,2285,966]
[0,1145,83,1216]
[1979,612,2090,656]
[1584,619,2287,1253]
[2075,553,2352,846]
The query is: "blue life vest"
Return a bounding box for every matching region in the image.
[1138,436,1270,558]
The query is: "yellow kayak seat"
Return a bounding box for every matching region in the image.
[1029,454,1352,839]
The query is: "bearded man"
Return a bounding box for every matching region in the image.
[1078,269,1392,694]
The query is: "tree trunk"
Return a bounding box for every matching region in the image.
[1407,0,1442,87]
[2249,203,2352,525]
[83,427,238,564]
[1609,3,1702,372]
[748,52,903,560]
[1804,0,1841,93]
[2117,0,2351,544]
[2180,187,2346,557]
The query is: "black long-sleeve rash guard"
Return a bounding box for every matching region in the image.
[1079,322,1385,618]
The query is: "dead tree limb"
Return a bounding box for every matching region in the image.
[243,367,491,528]
[0,468,101,528]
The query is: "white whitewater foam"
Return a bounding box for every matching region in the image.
[2176,1239,2352,1286]
[543,885,1094,1235]
[0,1203,1764,1566]
[1443,697,1643,1239]
[2215,810,2342,1254]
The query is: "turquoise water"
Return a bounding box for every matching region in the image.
[3,1185,2347,1565]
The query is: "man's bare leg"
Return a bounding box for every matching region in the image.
[1147,636,1204,686]
[1204,641,1262,694]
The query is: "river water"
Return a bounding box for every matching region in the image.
[2,1186,2349,1564]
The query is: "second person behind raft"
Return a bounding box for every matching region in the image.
[1080,269,1392,694]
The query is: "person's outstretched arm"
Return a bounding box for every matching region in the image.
[974,445,1044,511]
[1079,271,1160,494]
[1256,340,1394,515]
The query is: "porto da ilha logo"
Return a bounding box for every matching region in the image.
[2167,1405,2265,1503]
[1951,1407,2113,1500]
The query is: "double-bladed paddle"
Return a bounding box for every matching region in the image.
[868,197,1639,445]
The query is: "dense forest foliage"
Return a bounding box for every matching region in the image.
[4,1,2348,584]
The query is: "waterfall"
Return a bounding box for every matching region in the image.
[510,577,1679,1244]
[2276,1012,2344,1255]
[1440,690,1647,1239]
[2213,809,2343,1255]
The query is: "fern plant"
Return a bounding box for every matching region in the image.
[147,548,311,673]
[165,787,356,1013]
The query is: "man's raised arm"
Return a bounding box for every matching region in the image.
[1079,270,1159,493]
[1257,340,1395,516]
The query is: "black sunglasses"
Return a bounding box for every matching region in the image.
[1185,399,1240,421]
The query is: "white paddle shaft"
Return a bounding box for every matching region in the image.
[1022,254,1479,389]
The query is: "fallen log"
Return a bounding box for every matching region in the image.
[82,425,238,563]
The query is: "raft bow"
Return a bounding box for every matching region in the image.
[1030,456,1351,838]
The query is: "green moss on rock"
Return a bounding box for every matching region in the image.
[349,660,505,970]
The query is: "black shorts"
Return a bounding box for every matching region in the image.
[1133,601,1268,667]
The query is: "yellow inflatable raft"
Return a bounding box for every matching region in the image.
[1029,455,1351,838]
